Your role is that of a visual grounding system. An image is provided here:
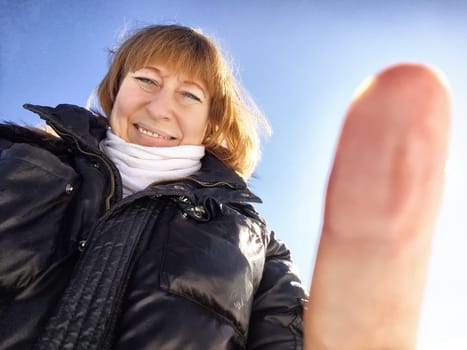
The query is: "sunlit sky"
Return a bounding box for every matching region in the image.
[2,1,467,348]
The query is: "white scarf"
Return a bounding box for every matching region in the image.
[100,129,205,197]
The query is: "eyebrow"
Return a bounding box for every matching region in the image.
[140,66,208,99]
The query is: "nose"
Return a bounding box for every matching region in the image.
[145,88,174,120]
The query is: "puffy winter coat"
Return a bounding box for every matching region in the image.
[0,104,307,350]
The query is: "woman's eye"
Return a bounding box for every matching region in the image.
[135,76,158,86]
[182,91,202,102]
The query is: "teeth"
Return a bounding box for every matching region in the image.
[138,127,169,139]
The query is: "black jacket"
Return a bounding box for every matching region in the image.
[0,104,307,350]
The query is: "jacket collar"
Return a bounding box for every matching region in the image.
[23,104,258,198]
[23,103,108,154]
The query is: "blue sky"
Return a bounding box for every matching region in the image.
[2,1,467,348]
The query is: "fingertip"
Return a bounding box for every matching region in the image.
[349,62,451,130]
[326,62,451,242]
[377,62,450,99]
[355,63,450,105]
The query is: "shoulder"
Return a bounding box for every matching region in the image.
[0,122,69,156]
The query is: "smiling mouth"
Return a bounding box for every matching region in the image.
[137,126,175,140]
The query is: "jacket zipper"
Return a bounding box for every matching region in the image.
[46,124,117,210]
[147,176,237,190]
[72,140,116,210]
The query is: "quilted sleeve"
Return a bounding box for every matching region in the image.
[246,230,308,349]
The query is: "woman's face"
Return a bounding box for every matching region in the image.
[110,64,210,147]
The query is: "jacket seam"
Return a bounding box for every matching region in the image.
[163,288,247,347]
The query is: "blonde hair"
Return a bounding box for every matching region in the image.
[96,24,270,178]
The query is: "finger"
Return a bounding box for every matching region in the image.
[304,63,451,350]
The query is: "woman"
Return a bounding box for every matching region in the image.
[0,25,306,349]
